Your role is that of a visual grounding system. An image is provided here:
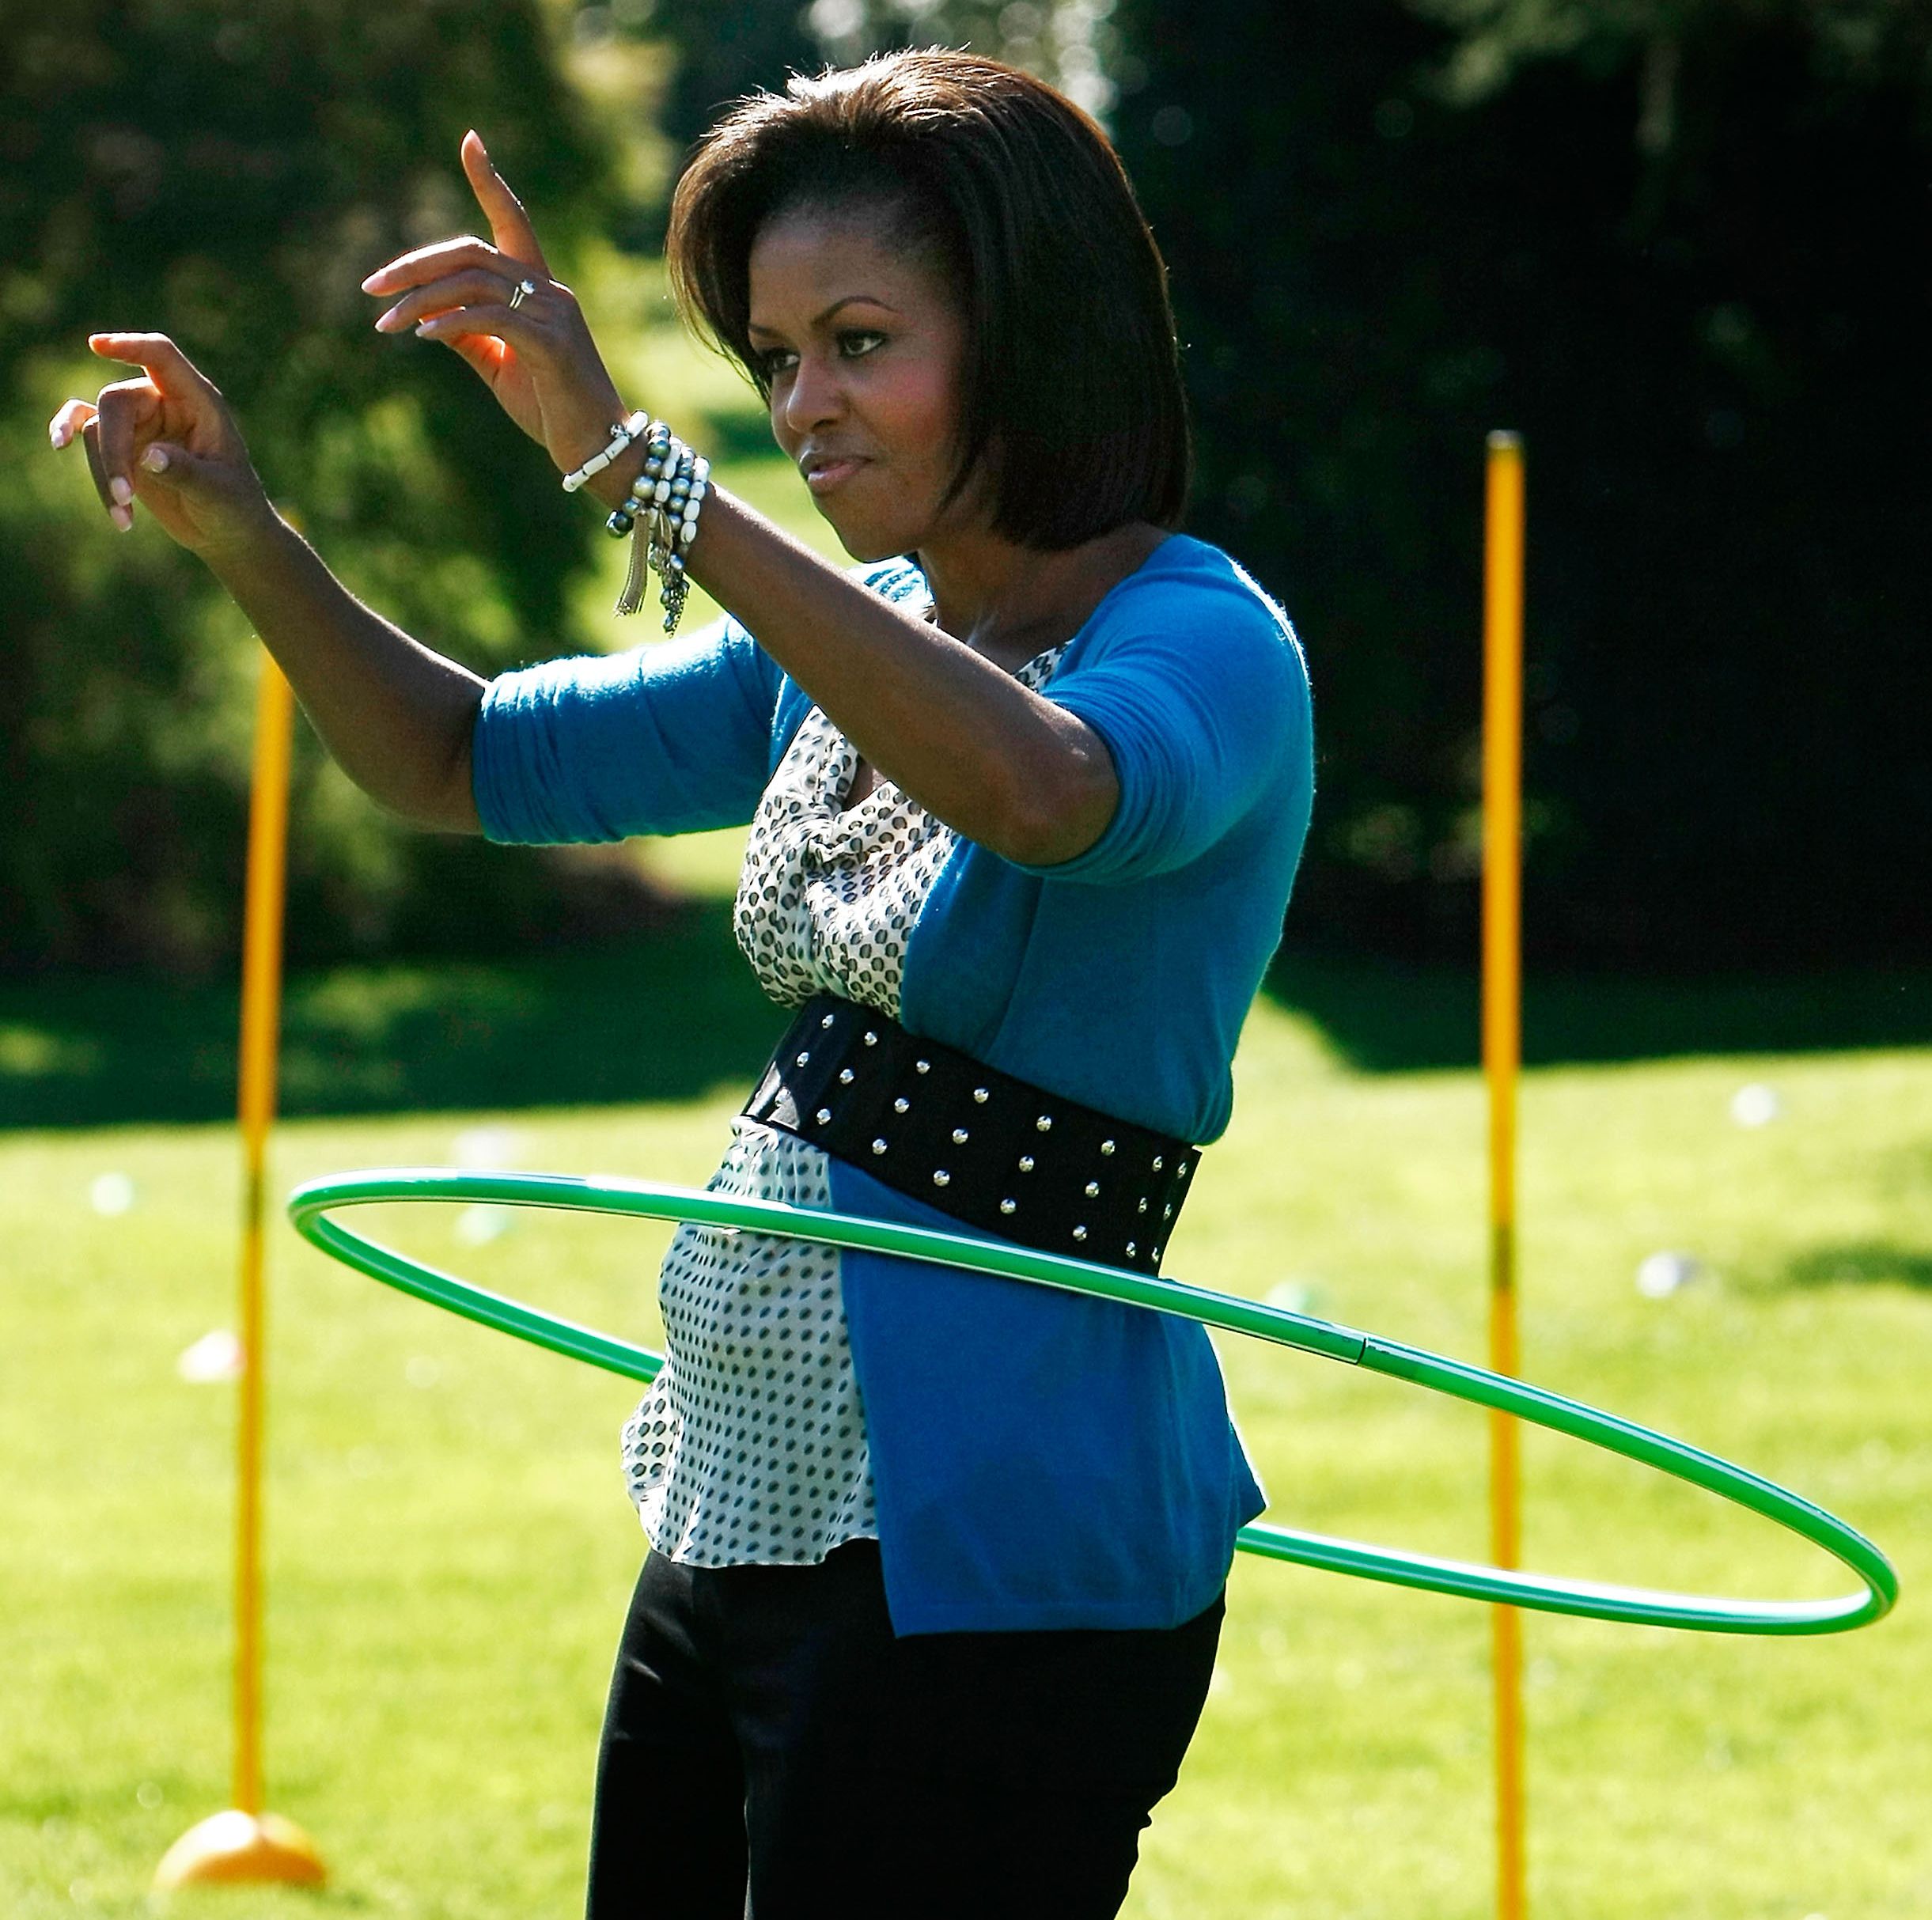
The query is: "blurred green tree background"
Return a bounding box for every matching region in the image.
[1112,0,1932,968]
[0,0,680,975]
[3,0,1926,979]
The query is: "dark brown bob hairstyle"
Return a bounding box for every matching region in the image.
[665,49,1191,551]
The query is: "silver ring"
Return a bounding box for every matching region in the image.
[508,277,537,311]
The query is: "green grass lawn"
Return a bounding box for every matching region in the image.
[4,965,1929,1919]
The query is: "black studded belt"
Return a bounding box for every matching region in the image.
[742,995,1200,1277]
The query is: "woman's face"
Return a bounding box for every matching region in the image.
[747,203,975,562]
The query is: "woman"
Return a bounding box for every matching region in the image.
[54,50,1313,1920]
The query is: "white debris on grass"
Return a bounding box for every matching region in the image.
[1635,1250,1705,1298]
[452,1126,522,1169]
[89,1172,136,1216]
[1265,1278,1324,1315]
[452,1130,521,1241]
[450,1128,522,1241]
[177,1327,244,1382]
[1730,1082,1781,1127]
[455,1202,513,1245]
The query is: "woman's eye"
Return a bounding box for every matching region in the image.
[755,333,880,379]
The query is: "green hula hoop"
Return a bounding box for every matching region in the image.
[288,1168,1896,1637]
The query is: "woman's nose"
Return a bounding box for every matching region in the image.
[780,352,843,435]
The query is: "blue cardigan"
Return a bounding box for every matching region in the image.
[472,533,1315,1633]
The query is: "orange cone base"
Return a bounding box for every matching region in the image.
[154,1809,328,1889]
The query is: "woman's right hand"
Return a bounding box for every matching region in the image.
[56,331,488,834]
[49,333,277,559]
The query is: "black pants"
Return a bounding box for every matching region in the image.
[586,1540,1223,1920]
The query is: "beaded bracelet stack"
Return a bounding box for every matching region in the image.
[562,415,710,633]
[609,423,710,630]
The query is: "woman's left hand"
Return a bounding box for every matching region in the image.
[361,131,631,479]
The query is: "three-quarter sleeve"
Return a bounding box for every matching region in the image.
[472,616,787,845]
[1022,564,1312,884]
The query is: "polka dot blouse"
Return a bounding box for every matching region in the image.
[621,646,1067,1567]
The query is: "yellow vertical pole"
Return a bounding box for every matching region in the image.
[1483,431,1528,1920]
[233,648,294,1820]
[155,649,325,1890]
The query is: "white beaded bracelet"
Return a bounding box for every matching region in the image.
[561,411,653,493]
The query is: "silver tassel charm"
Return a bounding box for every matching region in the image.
[615,515,651,617]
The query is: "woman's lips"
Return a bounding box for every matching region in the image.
[803,456,864,495]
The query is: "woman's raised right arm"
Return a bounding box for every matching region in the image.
[50,331,485,834]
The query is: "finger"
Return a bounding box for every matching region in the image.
[461,130,551,275]
[360,235,499,299]
[441,331,513,382]
[133,439,225,498]
[81,415,112,509]
[373,267,530,335]
[90,377,169,528]
[88,331,220,403]
[411,303,522,347]
[80,418,135,531]
[49,397,99,451]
